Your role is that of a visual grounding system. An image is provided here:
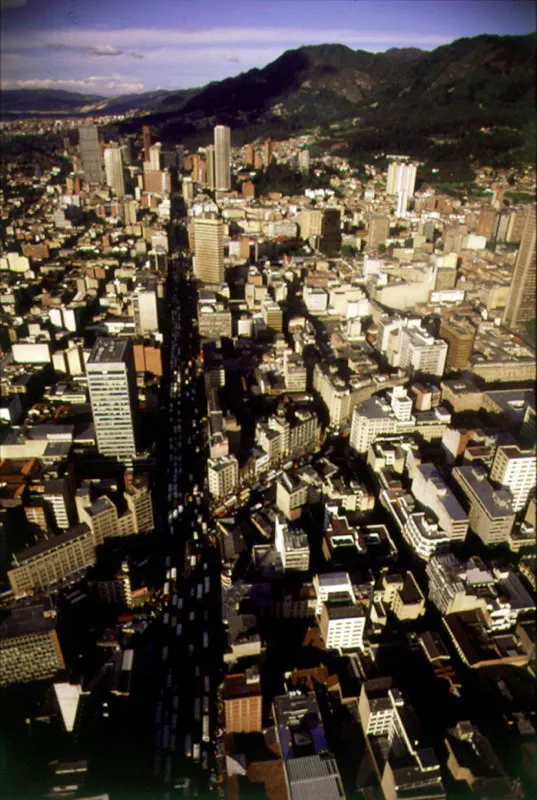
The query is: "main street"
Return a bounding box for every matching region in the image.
[150,254,224,798]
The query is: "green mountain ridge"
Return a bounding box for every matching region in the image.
[1,34,535,170]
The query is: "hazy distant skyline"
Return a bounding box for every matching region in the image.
[1,0,535,95]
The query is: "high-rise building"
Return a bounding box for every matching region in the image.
[490,444,536,513]
[263,137,273,166]
[78,124,102,184]
[208,455,238,500]
[149,142,161,171]
[299,209,323,240]
[142,125,151,162]
[298,149,310,173]
[386,161,417,197]
[223,668,262,732]
[193,217,224,284]
[43,477,76,531]
[214,125,231,190]
[476,205,497,240]
[320,208,342,255]
[452,465,516,546]
[205,145,216,190]
[104,143,125,198]
[80,496,120,545]
[367,215,390,249]
[86,338,138,461]
[132,287,159,334]
[0,604,66,686]
[124,475,154,533]
[274,515,310,571]
[503,205,536,335]
[8,524,96,597]
[439,317,476,372]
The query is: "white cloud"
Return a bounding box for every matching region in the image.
[45,43,144,59]
[1,76,145,93]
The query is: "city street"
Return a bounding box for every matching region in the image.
[151,256,223,797]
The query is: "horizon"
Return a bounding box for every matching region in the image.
[1,0,535,96]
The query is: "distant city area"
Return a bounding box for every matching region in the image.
[0,42,536,800]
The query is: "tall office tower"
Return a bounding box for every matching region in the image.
[206,145,216,190]
[320,208,342,255]
[439,317,477,372]
[193,217,224,284]
[263,137,273,166]
[103,143,126,198]
[86,338,138,461]
[367,215,390,249]
[386,161,417,197]
[396,189,409,218]
[149,143,161,171]
[298,148,310,173]
[490,444,536,512]
[78,124,102,184]
[142,125,151,162]
[503,205,536,335]
[214,125,231,190]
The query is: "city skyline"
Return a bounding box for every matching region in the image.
[1,0,535,94]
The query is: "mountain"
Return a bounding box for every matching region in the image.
[124,34,535,158]
[0,87,200,116]
[1,34,534,168]
[0,89,105,113]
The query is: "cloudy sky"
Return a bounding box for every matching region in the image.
[1,0,535,95]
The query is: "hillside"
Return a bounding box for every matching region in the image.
[1,33,534,169]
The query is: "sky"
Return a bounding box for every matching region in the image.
[1,0,535,95]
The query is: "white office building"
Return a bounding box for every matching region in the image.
[86,338,138,461]
[490,444,536,512]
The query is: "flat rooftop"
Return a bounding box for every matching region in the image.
[88,338,129,364]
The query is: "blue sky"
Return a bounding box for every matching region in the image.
[1,0,535,95]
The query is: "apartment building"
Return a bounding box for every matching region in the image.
[208,455,239,500]
[8,524,96,597]
[276,473,309,520]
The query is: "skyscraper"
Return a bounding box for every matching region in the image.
[86,338,138,461]
[104,143,125,198]
[503,205,536,335]
[214,125,231,190]
[78,124,102,184]
[386,161,417,197]
[193,217,224,284]
[142,125,152,162]
[149,143,161,171]
[206,145,216,190]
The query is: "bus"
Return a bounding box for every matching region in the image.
[202,715,210,743]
